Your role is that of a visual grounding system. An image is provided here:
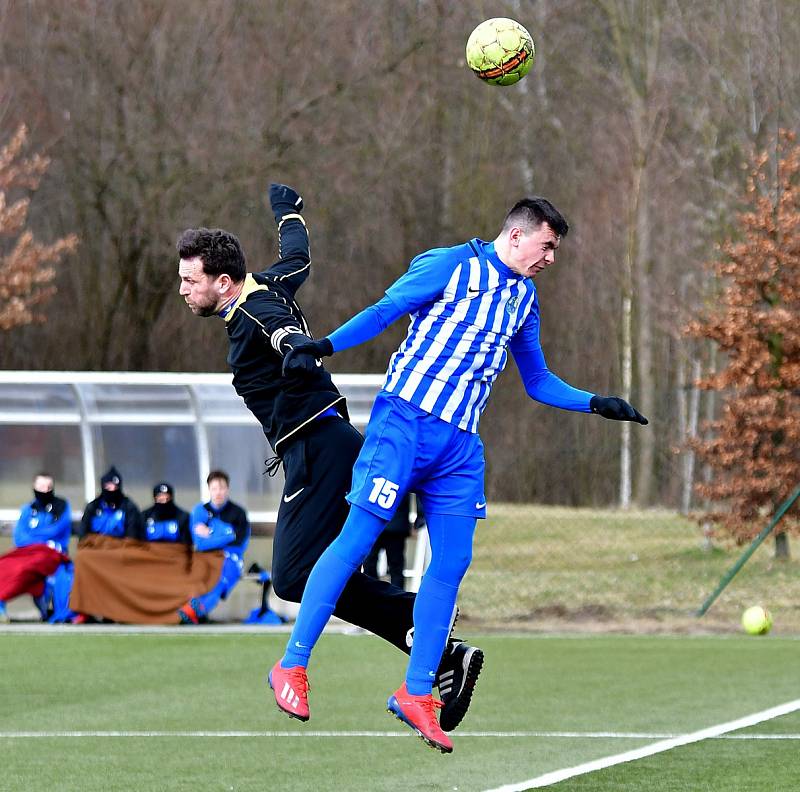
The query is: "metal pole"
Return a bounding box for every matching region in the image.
[696,485,800,617]
[70,382,96,507]
[186,384,211,496]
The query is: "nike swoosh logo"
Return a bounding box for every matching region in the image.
[283,488,305,503]
[468,287,480,294]
[294,641,309,649]
[475,501,487,509]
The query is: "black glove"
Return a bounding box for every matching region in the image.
[590,395,648,425]
[282,337,334,378]
[269,183,303,224]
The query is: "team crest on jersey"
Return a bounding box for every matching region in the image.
[506,295,519,315]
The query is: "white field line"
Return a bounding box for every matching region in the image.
[0,623,364,636]
[482,698,800,792]
[1,729,800,740]
[3,625,800,641]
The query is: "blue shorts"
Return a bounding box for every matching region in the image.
[347,392,486,520]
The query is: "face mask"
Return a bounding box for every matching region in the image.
[152,502,175,521]
[33,489,55,507]
[102,489,123,508]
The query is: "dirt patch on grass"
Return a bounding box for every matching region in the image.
[461,606,800,635]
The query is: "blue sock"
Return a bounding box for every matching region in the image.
[404,513,476,696]
[281,505,387,669]
[405,574,460,695]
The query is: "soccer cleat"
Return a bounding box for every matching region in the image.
[177,602,199,624]
[268,661,310,722]
[436,640,484,732]
[387,683,453,754]
[178,598,208,625]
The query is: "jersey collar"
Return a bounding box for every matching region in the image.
[219,275,266,323]
[472,238,523,280]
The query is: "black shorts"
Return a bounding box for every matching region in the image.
[270,415,417,653]
[271,416,363,598]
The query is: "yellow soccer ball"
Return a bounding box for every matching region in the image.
[466,18,535,86]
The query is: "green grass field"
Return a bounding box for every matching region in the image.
[1,631,798,791]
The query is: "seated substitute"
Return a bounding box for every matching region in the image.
[0,472,72,623]
[140,482,191,545]
[79,466,141,540]
[178,470,250,624]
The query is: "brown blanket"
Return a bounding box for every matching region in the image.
[70,534,224,624]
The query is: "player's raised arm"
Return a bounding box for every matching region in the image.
[264,183,310,295]
[282,248,454,378]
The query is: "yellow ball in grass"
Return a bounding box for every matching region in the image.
[741,606,773,635]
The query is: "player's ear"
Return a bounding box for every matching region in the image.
[508,226,523,246]
[217,274,232,293]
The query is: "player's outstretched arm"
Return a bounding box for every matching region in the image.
[282,295,405,378]
[265,183,310,293]
[511,343,648,424]
[282,247,454,378]
[509,327,595,413]
[589,395,648,424]
[509,310,648,425]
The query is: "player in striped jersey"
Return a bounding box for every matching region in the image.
[269,197,647,752]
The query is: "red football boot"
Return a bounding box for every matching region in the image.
[387,683,453,753]
[268,660,310,722]
[177,601,199,625]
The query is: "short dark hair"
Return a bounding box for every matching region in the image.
[502,198,569,238]
[176,228,246,282]
[207,470,230,486]
[34,471,54,481]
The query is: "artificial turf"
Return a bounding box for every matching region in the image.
[1,632,798,791]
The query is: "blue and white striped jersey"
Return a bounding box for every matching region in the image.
[326,237,594,433]
[383,238,540,432]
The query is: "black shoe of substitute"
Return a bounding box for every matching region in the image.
[435,640,484,732]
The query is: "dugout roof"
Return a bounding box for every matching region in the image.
[0,371,382,526]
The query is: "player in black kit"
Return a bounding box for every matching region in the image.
[176,185,482,731]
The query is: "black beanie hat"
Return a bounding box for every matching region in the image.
[153,481,174,499]
[100,466,122,489]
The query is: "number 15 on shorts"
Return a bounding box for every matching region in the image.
[369,477,399,509]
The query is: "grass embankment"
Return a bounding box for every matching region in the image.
[462,505,800,633]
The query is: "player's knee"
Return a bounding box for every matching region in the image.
[437,547,472,584]
[329,514,384,565]
[270,570,305,603]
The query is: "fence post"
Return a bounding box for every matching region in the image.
[696,485,800,617]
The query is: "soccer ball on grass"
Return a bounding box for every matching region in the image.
[465,18,535,86]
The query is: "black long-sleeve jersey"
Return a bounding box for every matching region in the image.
[221,212,348,455]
